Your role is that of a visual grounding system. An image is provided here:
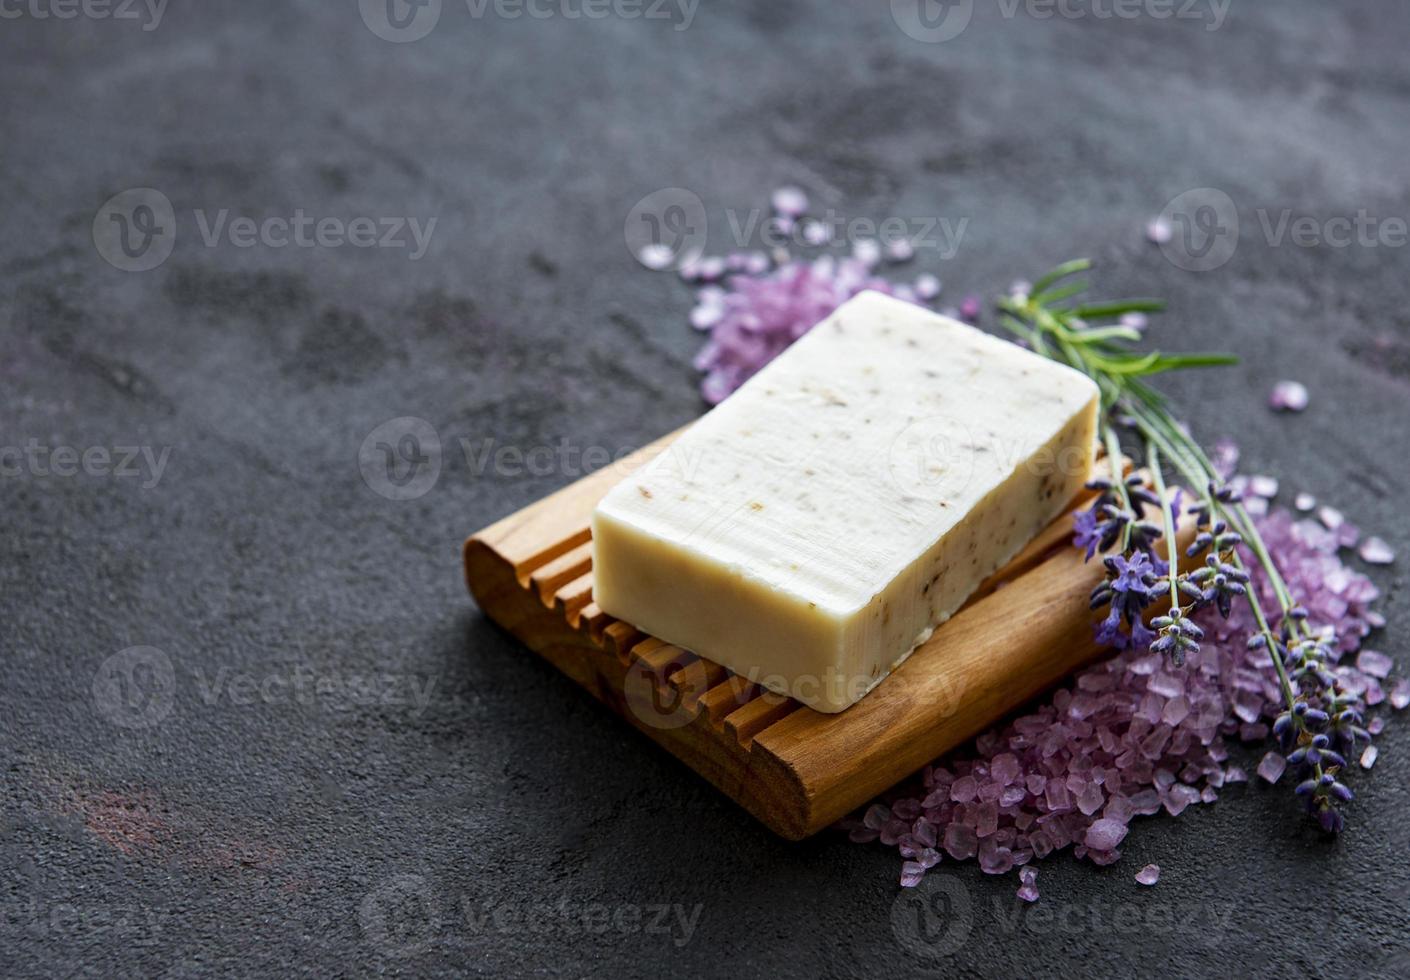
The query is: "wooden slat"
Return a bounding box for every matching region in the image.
[529,541,593,604]
[463,432,1182,840]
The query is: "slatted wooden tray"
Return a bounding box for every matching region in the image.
[464,431,1121,840]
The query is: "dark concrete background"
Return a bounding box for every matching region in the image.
[3,1,1409,976]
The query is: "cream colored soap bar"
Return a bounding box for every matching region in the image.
[591,291,1099,712]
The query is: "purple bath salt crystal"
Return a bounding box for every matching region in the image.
[1368,717,1386,736]
[978,839,1015,875]
[1318,506,1345,531]
[1224,766,1247,783]
[1269,380,1309,412]
[1295,492,1316,512]
[770,185,808,218]
[943,823,978,861]
[950,775,978,803]
[852,238,881,268]
[1359,536,1395,565]
[1361,745,1379,770]
[1257,752,1286,784]
[975,802,999,838]
[1135,864,1161,886]
[1248,475,1279,499]
[1390,679,1410,711]
[1357,650,1393,679]
[900,861,927,888]
[1016,867,1040,903]
[913,273,941,300]
[1146,217,1172,244]
[1076,782,1105,816]
[801,220,831,246]
[992,753,1021,785]
[885,238,915,263]
[1161,697,1191,727]
[1085,818,1129,851]
[959,294,982,322]
[1164,783,1201,817]
[637,242,676,270]
[689,302,723,330]
[1148,672,1185,698]
[1119,311,1148,331]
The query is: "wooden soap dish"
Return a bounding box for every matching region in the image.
[464,431,1123,840]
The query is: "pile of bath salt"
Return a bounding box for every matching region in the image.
[655,186,965,404]
[841,499,1398,900]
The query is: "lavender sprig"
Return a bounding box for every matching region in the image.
[999,260,1361,833]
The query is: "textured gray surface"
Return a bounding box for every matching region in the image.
[3,1,1409,976]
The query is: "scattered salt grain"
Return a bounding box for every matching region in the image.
[1391,680,1410,711]
[885,238,915,263]
[770,186,808,218]
[1017,866,1040,903]
[801,220,831,246]
[1269,380,1309,412]
[1248,475,1279,499]
[1357,650,1393,679]
[1146,218,1172,244]
[1295,493,1317,512]
[1256,752,1286,784]
[1120,311,1148,332]
[1135,864,1161,886]
[1359,536,1395,565]
[637,243,675,270]
[847,239,878,269]
[914,274,942,301]
[959,294,982,322]
[1361,745,1379,770]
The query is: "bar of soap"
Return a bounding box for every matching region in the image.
[591,291,1099,712]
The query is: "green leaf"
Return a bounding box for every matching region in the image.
[1139,352,1240,375]
[1031,280,1089,306]
[1028,258,1091,297]
[1072,299,1165,319]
